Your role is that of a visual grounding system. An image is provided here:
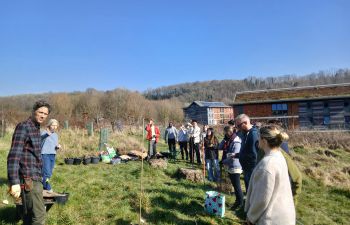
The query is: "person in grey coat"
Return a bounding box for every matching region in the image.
[177,125,188,160]
[164,122,178,159]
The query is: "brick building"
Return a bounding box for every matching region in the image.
[233,83,350,130]
[183,101,233,125]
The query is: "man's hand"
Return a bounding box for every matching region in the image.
[9,184,21,198]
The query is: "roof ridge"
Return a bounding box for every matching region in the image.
[236,83,350,95]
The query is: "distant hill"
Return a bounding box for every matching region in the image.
[144,69,350,104]
[1,69,349,125]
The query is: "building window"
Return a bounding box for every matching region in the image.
[220,108,224,113]
[345,116,350,124]
[323,116,330,125]
[272,103,288,115]
[345,101,350,112]
[235,105,244,115]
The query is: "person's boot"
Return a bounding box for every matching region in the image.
[230,201,244,210]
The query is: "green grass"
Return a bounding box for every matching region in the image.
[0,129,349,224]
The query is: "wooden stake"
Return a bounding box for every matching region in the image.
[139,118,145,224]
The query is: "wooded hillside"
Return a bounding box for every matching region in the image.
[1,69,349,126]
[144,69,350,104]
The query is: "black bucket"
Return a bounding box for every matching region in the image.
[73,158,82,165]
[83,157,91,165]
[64,158,74,165]
[91,156,100,164]
[55,193,69,205]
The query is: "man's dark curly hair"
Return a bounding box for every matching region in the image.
[32,100,51,114]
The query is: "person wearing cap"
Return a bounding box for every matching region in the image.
[41,119,61,192]
[7,100,51,225]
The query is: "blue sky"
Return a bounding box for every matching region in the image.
[0,0,349,96]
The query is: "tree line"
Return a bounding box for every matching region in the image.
[0,88,184,129]
[144,69,350,104]
[1,68,349,128]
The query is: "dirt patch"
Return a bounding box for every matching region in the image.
[128,149,147,159]
[149,159,167,169]
[324,150,338,158]
[342,167,350,175]
[313,162,321,167]
[292,155,304,162]
[177,168,204,183]
[217,175,233,193]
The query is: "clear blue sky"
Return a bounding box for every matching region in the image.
[1,0,349,96]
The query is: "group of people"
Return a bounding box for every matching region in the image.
[145,114,302,225]
[7,100,301,225]
[7,100,61,225]
[145,119,203,164]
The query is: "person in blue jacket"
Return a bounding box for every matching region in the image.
[234,114,259,191]
[41,119,61,192]
[221,126,244,210]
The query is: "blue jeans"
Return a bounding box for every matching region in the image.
[229,173,244,205]
[243,167,254,192]
[205,159,220,181]
[42,154,56,190]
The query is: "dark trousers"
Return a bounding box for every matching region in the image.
[179,141,188,160]
[228,173,244,205]
[243,167,255,192]
[168,138,176,153]
[22,180,46,225]
[189,141,201,164]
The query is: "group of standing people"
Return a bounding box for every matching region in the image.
[145,119,203,164]
[7,101,301,225]
[145,114,302,225]
[221,114,302,225]
[7,100,61,225]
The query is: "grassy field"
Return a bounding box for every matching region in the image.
[0,128,349,225]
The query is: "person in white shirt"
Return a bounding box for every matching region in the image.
[245,125,295,225]
[188,120,201,164]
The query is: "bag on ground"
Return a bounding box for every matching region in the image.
[204,191,225,217]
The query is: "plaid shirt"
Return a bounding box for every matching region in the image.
[7,118,43,185]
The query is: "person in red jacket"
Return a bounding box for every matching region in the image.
[145,119,160,160]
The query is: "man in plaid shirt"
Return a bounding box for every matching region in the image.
[7,100,51,225]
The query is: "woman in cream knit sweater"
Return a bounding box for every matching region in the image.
[245,125,295,225]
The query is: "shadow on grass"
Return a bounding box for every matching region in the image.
[0,206,19,224]
[143,208,207,225]
[329,187,350,199]
[0,177,8,186]
[115,218,133,225]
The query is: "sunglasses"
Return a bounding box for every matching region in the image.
[237,121,247,128]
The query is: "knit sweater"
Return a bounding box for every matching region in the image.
[245,150,295,225]
[257,148,302,205]
[41,131,59,155]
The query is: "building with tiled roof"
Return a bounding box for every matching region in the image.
[233,83,350,130]
[183,101,233,125]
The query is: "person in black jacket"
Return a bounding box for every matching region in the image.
[235,114,259,191]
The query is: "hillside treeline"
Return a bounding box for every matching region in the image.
[144,69,350,104]
[0,88,184,128]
